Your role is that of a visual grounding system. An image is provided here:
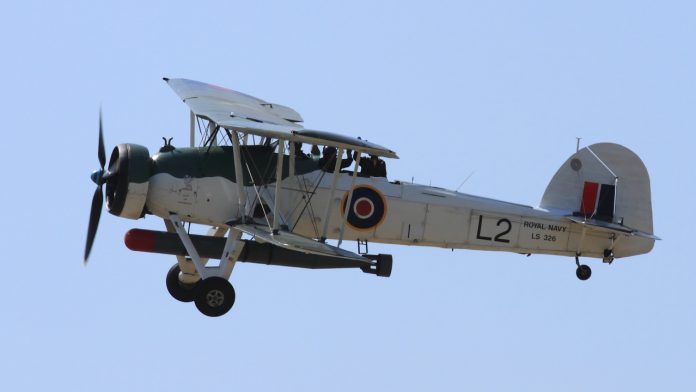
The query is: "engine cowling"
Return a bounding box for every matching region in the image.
[105,143,151,219]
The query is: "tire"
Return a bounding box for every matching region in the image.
[576,264,592,281]
[194,277,235,317]
[166,264,196,303]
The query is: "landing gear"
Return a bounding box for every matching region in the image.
[167,214,245,317]
[576,264,592,281]
[166,264,197,302]
[603,249,615,264]
[575,254,592,281]
[194,277,236,317]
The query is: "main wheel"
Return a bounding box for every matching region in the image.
[194,277,236,317]
[576,264,592,281]
[166,264,197,302]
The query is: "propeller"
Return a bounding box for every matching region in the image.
[84,110,106,264]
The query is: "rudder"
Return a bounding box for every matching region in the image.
[540,143,655,255]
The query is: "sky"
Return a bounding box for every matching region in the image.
[1,0,694,390]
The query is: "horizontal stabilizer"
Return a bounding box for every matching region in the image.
[565,215,661,240]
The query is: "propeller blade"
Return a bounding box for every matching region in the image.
[98,109,106,169]
[84,185,104,264]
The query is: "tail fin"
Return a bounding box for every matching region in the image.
[541,143,656,255]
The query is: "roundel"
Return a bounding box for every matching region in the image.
[340,186,387,230]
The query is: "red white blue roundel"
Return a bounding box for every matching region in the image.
[341,186,387,230]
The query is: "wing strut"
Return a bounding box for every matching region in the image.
[320,148,345,242]
[337,151,362,246]
[289,140,296,178]
[230,130,248,222]
[273,139,286,233]
[189,110,195,147]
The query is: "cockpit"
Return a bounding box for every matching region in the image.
[294,143,388,178]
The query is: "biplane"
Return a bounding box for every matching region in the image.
[85,78,659,317]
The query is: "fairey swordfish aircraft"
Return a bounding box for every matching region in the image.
[85,78,659,317]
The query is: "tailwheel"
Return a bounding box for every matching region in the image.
[576,264,592,281]
[574,254,592,281]
[166,264,197,302]
[194,277,236,317]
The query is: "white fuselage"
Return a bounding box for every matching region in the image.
[145,170,651,259]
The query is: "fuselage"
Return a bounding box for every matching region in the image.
[143,146,652,260]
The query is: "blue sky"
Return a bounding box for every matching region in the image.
[1,1,694,390]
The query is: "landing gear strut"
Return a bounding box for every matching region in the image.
[168,214,244,317]
[575,254,592,281]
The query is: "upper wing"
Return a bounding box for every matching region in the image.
[230,223,369,262]
[164,77,303,134]
[293,130,398,159]
[164,78,398,158]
